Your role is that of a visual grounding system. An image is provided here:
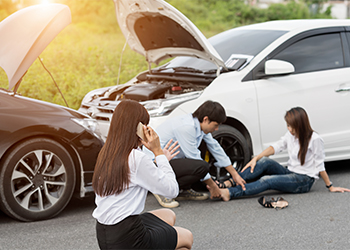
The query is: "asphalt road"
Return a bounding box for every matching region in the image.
[0,160,349,250]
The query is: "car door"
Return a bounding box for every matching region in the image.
[253,28,350,164]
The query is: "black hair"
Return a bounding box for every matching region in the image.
[192,100,226,123]
[93,100,149,196]
[284,107,313,165]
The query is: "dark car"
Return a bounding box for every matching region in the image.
[0,4,104,221]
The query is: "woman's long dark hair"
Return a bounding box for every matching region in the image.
[92,100,150,196]
[284,107,313,165]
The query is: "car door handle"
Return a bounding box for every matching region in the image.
[335,87,350,92]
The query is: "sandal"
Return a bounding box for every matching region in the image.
[258,196,288,209]
[215,178,235,188]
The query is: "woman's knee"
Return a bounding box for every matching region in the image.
[259,175,271,182]
[149,208,176,226]
[258,157,275,165]
[175,226,193,250]
[257,157,288,175]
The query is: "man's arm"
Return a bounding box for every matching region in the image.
[204,134,246,190]
[225,165,246,190]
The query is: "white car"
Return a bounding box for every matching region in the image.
[79,0,350,180]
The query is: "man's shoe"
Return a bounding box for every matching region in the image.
[175,189,209,201]
[153,194,179,208]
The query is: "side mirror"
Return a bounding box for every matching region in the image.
[265,59,295,75]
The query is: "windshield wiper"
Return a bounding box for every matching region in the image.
[171,67,204,73]
[152,66,204,74]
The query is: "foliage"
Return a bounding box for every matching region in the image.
[0,0,17,20]
[265,1,311,20]
[0,0,334,109]
[168,0,332,31]
[0,0,146,108]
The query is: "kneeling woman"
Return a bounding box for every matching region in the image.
[214,107,350,202]
[92,100,193,249]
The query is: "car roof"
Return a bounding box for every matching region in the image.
[238,19,350,32]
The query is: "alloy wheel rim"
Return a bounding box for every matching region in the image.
[11,150,67,211]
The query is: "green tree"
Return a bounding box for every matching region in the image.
[266,1,311,20]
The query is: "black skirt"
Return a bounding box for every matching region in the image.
[96,212,177,250]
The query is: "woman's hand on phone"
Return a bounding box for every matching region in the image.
[141,125,163,156]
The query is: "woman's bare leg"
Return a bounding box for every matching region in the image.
[149,209,193,249]
[149,208,176,226]
[174,226,193,250]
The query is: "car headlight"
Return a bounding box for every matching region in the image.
[71,118,102,138]
[142,91,202,117]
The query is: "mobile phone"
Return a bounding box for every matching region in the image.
[136,122,147,141]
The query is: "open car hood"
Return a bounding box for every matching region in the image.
[113,0,225,69]
[0,4,71,90]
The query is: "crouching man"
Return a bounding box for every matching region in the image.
[152,101,246,207]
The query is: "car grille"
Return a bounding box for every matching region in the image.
[79,104,115,122]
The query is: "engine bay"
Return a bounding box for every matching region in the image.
[119,80,207,102]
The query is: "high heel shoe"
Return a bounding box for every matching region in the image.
[258,196,288,209]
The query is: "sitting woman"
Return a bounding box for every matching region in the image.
[212,107,349,205]
[92,99,193,249]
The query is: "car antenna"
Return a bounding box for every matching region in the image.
[38,56,69,108]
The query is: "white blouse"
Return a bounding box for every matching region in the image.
[271,131,325,179]
[92,148,179,225]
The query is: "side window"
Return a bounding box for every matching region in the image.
[273,33,344,73]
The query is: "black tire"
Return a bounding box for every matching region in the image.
[0,138,76,221]
[209,125,251,182]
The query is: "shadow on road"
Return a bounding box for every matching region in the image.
[325,159,350,173]
[0,193,96,223]
[0,160,349,222]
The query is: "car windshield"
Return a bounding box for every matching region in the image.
[163,29,287,71]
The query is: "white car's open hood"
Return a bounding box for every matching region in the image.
[0,4,71,90]
[113,0,225,69]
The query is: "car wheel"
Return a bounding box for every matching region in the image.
[209,125,251,182]
[0,138,76,221]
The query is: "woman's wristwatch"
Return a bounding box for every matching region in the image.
[326,182,333,189]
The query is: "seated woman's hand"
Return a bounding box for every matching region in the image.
[329,186,350,193]
[241,157,257,173]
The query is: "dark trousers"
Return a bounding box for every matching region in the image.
[169,158,209,190]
